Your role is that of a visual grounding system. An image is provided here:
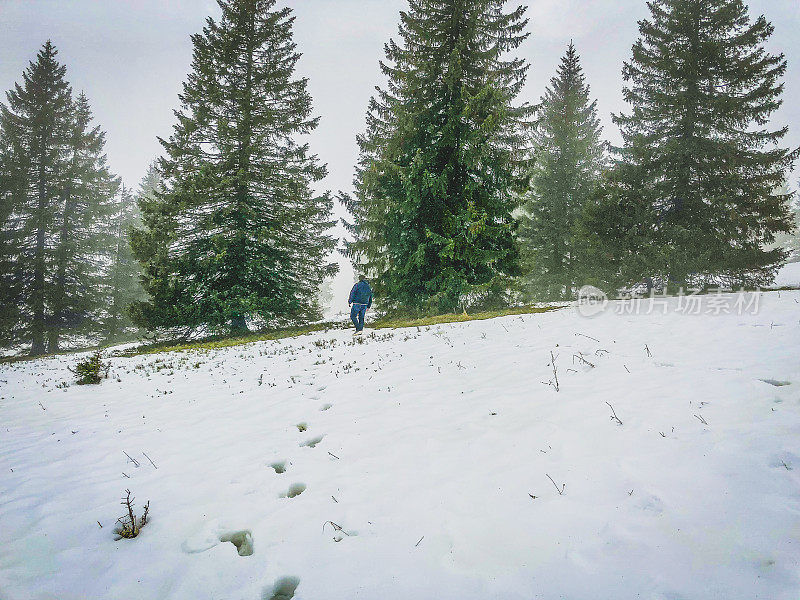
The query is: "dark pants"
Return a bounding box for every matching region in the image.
[350,304,367,331]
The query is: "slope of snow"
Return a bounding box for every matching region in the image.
[774,261,800,288]
[1,291,799,600]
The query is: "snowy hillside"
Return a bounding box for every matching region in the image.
[1,290,799,600]
[773,260,800,288]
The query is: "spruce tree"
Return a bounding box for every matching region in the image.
[131,0,337,335]
[103,183,144,343]
[0,41,73,354]
[612,0,797,288]
[518,43,605,300]
[102,163,160,343]
[575,163,663,294]
[47,92,119,352]
[343,0,533,313]
[136,161,163,207]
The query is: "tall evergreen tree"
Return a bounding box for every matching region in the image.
[610,0,797,287]
[342,0,533,313]
[518,43,605,300]
[103,183,144,343]
[136,161,163,207]
[0,41,73,354]
[0,44,119,353]
[131,0,337,335]
[47,92,119,352]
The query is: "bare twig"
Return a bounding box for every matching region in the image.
[545,351,560,392]
[123,451,140,467]
[573,353,596,368]
[694,414,708,425]
[415,535,424,547]
[645,344,652,357]
[575,333,600,342]
[322,521,349,535]
[606,402,623,425]
[142,452,157,469]
[38,402,46,411]
[115,489,149,539]
[624,364,630,373]
[123,489,136,530]
[327,451,340,460]
[546,473,565,495]
[122,472,130,478]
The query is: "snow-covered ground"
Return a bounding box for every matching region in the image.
[1,290,799,600]
[773,260,800,288]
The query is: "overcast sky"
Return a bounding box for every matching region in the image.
[1,0,799,301]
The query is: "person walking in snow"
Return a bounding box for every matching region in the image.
[348,275,372,336]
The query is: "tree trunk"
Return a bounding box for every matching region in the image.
[105,193,126,343]
[230,314,248,335]
[48,181,76,354]
[30,147,49,356]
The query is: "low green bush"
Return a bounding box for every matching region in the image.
[72,351,109,385]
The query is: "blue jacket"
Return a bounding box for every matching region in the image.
[349,280,373,308]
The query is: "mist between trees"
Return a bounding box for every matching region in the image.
[1,0,798,356]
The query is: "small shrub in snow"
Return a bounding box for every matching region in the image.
[71,351,109,385]
[114,489,150,540]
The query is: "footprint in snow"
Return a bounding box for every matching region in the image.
[300,435,324,448]
[270,461,287,474]
[296,422,307,432]
[758,378,791,387]
[280,483,306,498]
[219,530,254,556]
[263,577,300,600]
[320,403,332,411]
[181,522,253,556]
